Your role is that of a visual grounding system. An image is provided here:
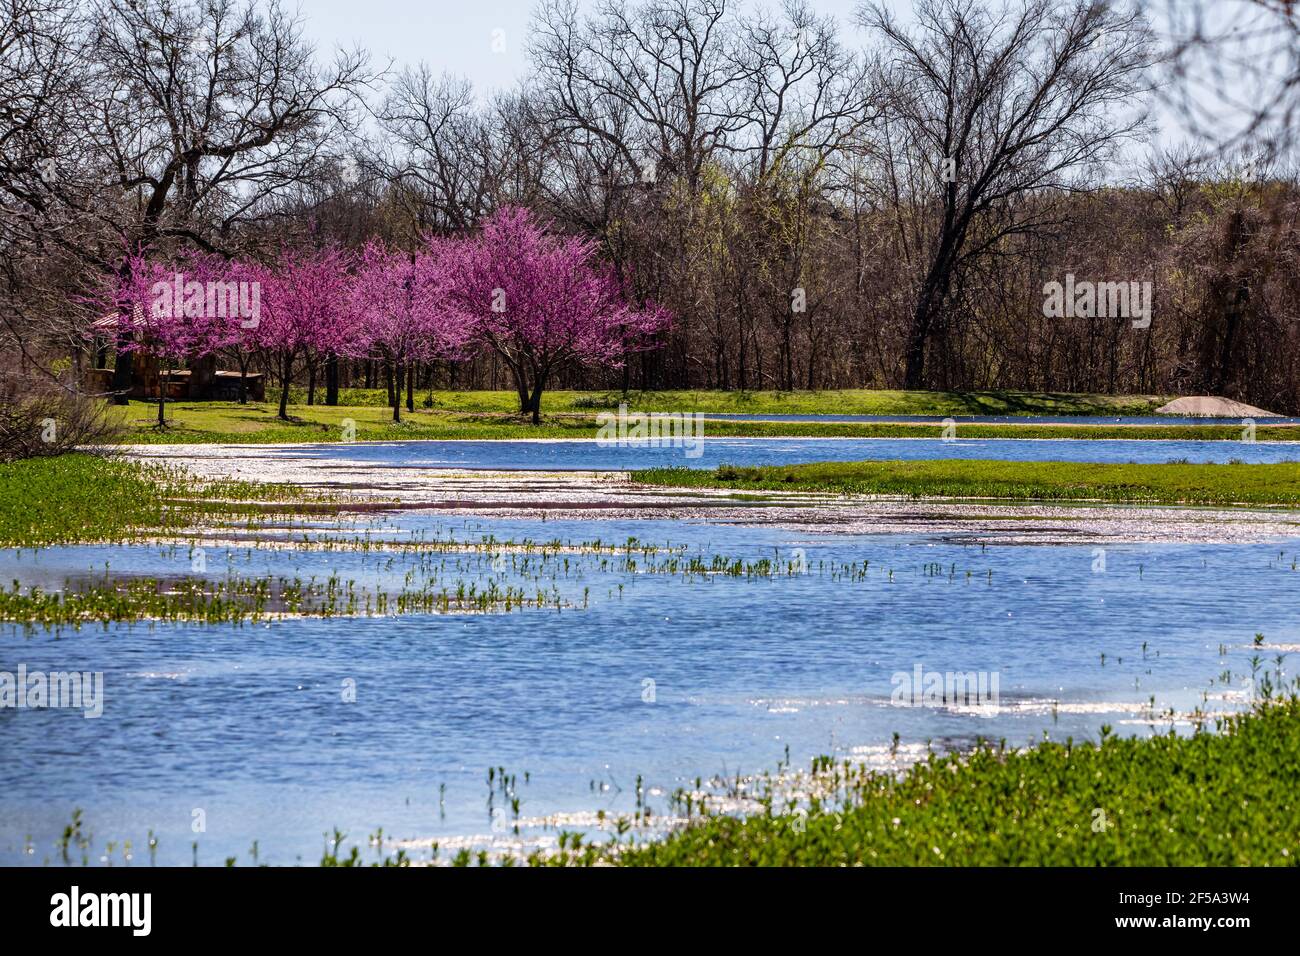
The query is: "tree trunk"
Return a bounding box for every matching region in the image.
[529,380,544,425]
[782,319,793,391]
[738,321,748,392]
[406,363,415,413]
[278,353,293,420]
[392,362,402,423]
[807,330,817,391]
[157,368,168,428]
[325,354,340,406]
[306,362,316,406]
[903,278,946,390]
[512,365,530,415]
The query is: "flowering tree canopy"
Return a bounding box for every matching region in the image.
[98,251,241,426]
[255,247,359,419]
[352,242,466,422]
[85,207,671,426]
[440,206,670,423]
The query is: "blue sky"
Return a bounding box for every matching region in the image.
[294,0,1204,166]
[296,0,900,96]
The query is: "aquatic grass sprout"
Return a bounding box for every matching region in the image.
[0,531,955,629]
[0,572,579,632]
[304,692,1300,867]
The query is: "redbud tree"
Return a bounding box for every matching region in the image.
[440,206,670,424]
[255,247,360,420]
[352,242,466,423]
[101,251,237,427]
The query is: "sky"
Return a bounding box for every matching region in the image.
[295,0,906,96]
[292,0,1235,166]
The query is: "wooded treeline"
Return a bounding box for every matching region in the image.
[4,0,1300,413]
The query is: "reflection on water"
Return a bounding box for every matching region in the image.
[0,507,1295,865]
[141,435,1300,472]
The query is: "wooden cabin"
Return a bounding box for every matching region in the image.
[85,315,265,401]
[82,355,265,402]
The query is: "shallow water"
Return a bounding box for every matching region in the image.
[1,506,1295,865]
[134,435,1300,472]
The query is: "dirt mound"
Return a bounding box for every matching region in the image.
[1155,396,1281,418]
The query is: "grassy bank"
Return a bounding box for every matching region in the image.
[633,459,1300,506]
[281,387,1173,417]
[111,399,1298,444]
[0,454,312,547]
[581,696,1300,866]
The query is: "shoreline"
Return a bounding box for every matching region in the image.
[108,452,1300,545]
[117,433,1300,451]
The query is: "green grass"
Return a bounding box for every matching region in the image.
[577,696,1300,866]
[0,453,312,547]
[111,399,1298,444]
[115,401,602,443]
[633,459,1300,506]
[280,387,1173,416]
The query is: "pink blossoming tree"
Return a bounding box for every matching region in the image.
[100,251,236,428]
[255,247,360,420]
[351,242,465,423]
[440,206,670,424]
[210,257,271,405]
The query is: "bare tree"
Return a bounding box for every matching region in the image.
[862,0,1153,388]
[531,0,752,190]
[0,0,376,402]
[732,0,873,178]
[375,68,496,235]
[1155,0,1300,162]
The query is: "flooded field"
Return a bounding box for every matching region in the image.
[1,439,1296,865]
[131,435,1300,473]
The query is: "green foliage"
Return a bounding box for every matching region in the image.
[577,697,1300,866]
